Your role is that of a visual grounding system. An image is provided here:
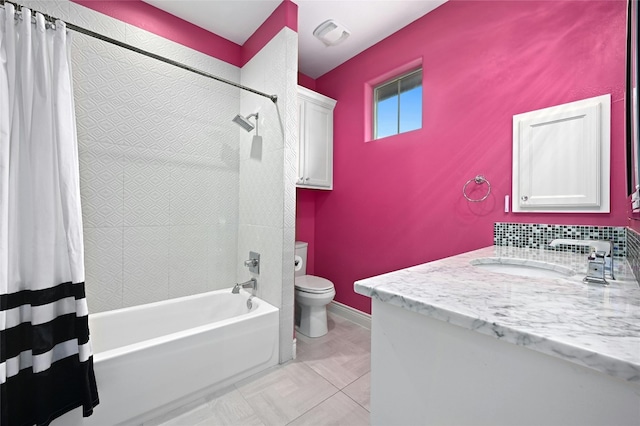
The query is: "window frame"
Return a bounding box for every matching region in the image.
[373,68,423,140]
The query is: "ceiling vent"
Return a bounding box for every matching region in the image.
[313,19,351,47]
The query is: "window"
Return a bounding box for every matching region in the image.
[374,68,422,139]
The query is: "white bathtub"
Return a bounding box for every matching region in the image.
[53,289,279,426]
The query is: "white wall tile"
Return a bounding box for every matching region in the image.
[169,225,210,298]
[123,147,171,227]
[83,227,123,313]
[78,143,123,228]
[239,27,298,364]
[169,154,239,226]
[207,223,238,291]
[71,4,243,313]
[279,302,295,362]
[70,6,298,369]
[282,226,296,300]
[239,147,284,228]
[123,25,240,90]
[73,49,179,151]
[68,1,127,43]
[72,47,138,147]
[283,30,300,234]
[123,227,170,307]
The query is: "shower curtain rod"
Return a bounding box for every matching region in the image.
[0,0,278,103]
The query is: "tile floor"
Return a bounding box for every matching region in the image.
[152,312,371,426]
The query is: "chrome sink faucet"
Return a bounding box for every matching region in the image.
[232,278,257,294]
[548,239,615,283]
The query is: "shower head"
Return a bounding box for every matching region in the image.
[232,113,258,132]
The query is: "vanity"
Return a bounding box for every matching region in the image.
[355,246,640,426]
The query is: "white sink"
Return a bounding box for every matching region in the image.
[470,259,576,279]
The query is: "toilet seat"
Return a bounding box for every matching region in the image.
[295,275,334,294]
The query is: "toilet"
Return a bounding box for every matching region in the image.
[294,241,336,337]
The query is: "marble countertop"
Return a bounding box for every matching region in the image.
[354,246,640,383]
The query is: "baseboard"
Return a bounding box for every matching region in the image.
[327,301,371,330]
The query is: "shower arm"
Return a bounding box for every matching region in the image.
[248,113,259,135]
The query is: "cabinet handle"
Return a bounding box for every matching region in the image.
[305,177,310,182]
[521,195,529,202]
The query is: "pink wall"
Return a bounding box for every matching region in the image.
[241,0,297,66]
[312,0,628,314]
[71,0,297,68]
[298,73,317,91]
[71,0,242,66]
[296,189,316,274]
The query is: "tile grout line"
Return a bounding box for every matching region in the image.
[120,148,125,309]
[341,390,371,414]
[231,381,267,426]
[283,388,342,426]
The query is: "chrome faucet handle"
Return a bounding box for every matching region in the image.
[244,251,260,274]
[585,240,612,255]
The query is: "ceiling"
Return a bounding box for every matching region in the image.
[143,0,447,79]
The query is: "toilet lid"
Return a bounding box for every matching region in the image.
[295,275,334,293]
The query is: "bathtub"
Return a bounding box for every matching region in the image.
[53,289,279,426]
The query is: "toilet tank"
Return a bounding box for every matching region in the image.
[295,241,308,277]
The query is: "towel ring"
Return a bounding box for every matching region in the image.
[463,175,491,202]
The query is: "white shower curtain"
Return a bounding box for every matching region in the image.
[0,4,98,425]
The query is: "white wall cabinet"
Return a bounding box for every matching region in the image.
[297,86,337,190]
[512,94,610,213]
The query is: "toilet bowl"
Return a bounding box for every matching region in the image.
[295,241,335,338]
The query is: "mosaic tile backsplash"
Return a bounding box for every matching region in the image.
[626,228,640,283]
[494,223,627,258]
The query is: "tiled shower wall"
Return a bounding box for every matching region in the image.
[24,0,242,313]
[22,0,298,363]
[238,28,298,363]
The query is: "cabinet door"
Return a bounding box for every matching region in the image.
[512,94,610,213]
[301,101,333,188]
[297,99,306,186]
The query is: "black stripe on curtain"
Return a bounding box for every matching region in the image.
[0,281,99,426]
[0,281,87,310]
[0,354,99,426]
[0,314,91,361]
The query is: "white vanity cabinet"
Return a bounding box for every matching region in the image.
[355,246,640,426]
[297,86,337,190]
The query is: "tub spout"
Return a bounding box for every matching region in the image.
[232,278,257,294]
